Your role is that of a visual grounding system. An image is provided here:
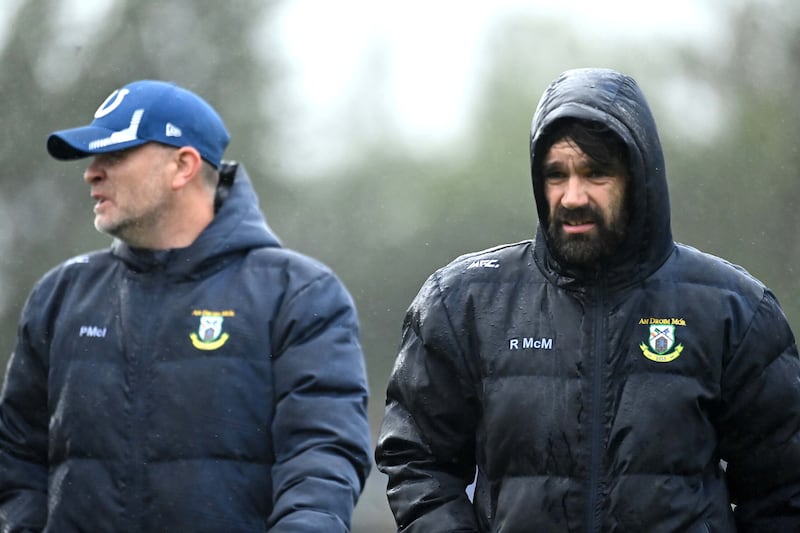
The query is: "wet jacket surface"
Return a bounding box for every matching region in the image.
[0,164,371,532]
[375,68,800,532]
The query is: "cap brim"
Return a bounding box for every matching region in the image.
[47,125,147,160]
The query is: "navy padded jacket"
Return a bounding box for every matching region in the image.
[0,163,371,532]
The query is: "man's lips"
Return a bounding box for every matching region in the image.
[553,206,600,235]
[91,193,111,212]
[561,221,596,234]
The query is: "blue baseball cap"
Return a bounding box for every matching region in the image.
[47,80,230,168]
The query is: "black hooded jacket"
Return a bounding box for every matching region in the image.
[0,163,371,532]
[376,68,800,532]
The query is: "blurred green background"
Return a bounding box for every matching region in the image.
[1,1,798,530]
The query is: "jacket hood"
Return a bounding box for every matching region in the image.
[529,68,673,288]
[111,162,281,277]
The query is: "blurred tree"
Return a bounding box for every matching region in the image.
[666,0,800,328]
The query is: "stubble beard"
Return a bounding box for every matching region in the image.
[95,217,131,240]
[94,206,160,248]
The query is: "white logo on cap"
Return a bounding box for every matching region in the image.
[88,109,143,150]
[94,88,130,118]
[165,123,182,137]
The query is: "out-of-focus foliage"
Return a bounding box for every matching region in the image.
[0,1,798,531]
[664,1,800,325]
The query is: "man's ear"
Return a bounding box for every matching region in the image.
[171,146,203,190]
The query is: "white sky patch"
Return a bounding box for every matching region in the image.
[33,0,119,92]
[657,77,727,144]
[0,0,25,52]
[261,0,735,178]
[375,2,496,140]
[267,0,500,172]
[529,0,722,43]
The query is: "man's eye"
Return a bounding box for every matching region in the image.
[103,151,127,164]
[588,167,607,178]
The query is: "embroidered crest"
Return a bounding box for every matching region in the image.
[638,317,685,362]
[190,309,234,350]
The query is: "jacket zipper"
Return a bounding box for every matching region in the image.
[586,281,607,532]
[127,270,166,531]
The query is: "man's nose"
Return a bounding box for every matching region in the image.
[561,176,588,208]
[83,158,105,184]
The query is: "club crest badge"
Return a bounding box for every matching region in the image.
[638,317,685,362]
[190,309,234,350]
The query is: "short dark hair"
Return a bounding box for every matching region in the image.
[536,119,628,179]
[200,160,220,190]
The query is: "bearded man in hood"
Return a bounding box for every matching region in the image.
[376,68,800,532]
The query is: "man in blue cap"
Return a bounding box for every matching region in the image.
[0,80,371,532]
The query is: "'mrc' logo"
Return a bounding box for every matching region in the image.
[467,259,500,269]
